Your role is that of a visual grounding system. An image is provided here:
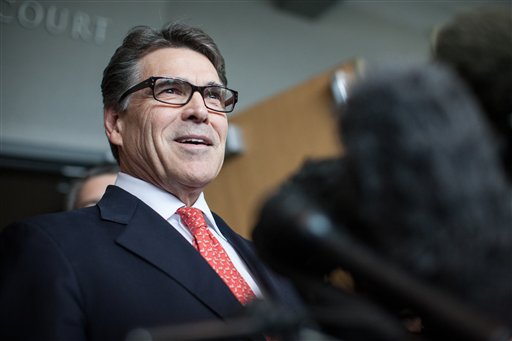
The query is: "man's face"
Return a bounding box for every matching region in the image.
[108,47,228,202]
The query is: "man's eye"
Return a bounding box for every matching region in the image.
[164,87,181,94]
[207,92,221,100]
[157,86,184,97]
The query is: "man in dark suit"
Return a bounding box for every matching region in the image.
[0,23,303,341]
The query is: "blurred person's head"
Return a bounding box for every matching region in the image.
[432,7,512,178]
[67,165,118,210]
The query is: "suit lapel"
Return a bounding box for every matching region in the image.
[214,214,281,297]
[98,186,243,319]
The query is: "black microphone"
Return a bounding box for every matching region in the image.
[252,185,510,341]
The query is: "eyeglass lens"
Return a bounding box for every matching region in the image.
[154,78,235,112]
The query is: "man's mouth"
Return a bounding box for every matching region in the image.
[175,136,213,146]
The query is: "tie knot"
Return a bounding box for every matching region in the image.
[177,207,207,234]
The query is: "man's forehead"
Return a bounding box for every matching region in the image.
[139,47,220,84]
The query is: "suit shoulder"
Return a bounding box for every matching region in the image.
[1,206,102,238]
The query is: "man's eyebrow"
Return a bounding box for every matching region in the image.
[174,77,223,87]
[206,81,224,87]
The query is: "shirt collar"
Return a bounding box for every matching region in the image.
[114,172,219,230]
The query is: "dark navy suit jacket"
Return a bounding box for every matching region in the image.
[0,186,302,341]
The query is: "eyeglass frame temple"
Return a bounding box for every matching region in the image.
[118,77,155,104]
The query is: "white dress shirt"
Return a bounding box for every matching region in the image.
[115,172,262,297]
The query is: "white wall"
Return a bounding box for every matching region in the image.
[0,0,508,165]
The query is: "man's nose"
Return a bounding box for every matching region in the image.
[182,91,209,122]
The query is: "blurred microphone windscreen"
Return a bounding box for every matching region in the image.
[338,63,512,325]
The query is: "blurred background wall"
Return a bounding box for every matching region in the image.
[1,0,509,229]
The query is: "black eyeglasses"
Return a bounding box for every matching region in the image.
[118,76,238,113]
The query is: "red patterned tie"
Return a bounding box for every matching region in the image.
[177,207,255,305]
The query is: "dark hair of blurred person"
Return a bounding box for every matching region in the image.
[432,7,512,179]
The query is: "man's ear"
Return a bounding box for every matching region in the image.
[104,107,123,147]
